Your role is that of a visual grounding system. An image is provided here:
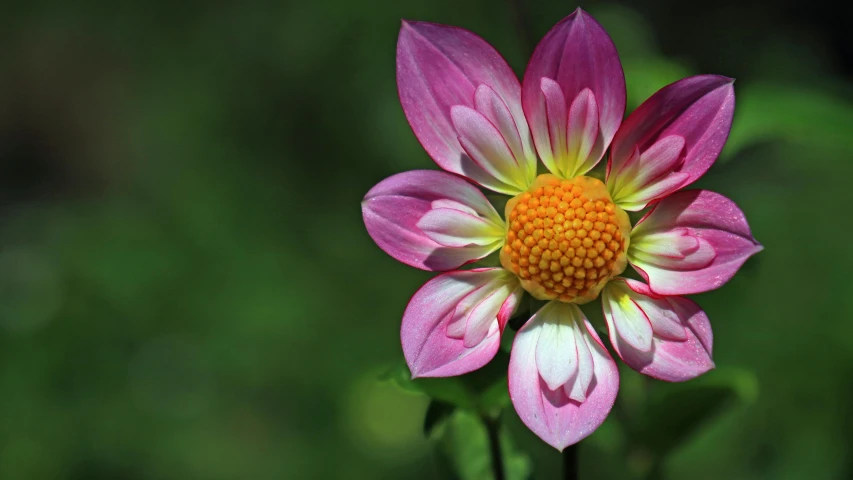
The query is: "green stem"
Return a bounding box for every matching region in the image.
[483,415,505,480]
[563,443,579,480]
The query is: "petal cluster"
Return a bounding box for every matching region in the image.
[607,76,736,210]
[509,302,619,450]
[628,190,763,294]
[402,268,524,377]
[522,12,625,179]
[362,170,505,271]
[397,21,537,194]
[362,8,762,451]
[602,279,714,381]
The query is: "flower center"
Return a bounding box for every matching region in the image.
[500,174,631,304]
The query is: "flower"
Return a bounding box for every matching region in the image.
[362,8,762,450]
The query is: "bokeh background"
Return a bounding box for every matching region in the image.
[0,0,851,478]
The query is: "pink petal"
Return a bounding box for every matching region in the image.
[602,279,714,382]
[633,135,686,185]
[602,295,654,353]
[474,85,536,183]
[629,228,697,258]
[451,106,525,188]
[417,207,503,248]
[362,170,505,271]
[397,21,535,193]
[402,268,523,378]
[539,78,568,175]
[613,172,691,212]
[566,88,601,175]
[445,280,497,339]
[535,310,578,391]
[630,230,716,270]
[462,287,512,347]
[607,75,735,209]
[628,190,763,295]
[522,8,625,176]
[508,301,619,451]
[608,136,692,210]
[566,321,595,403]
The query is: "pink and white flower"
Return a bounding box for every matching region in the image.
[362,8,761,450]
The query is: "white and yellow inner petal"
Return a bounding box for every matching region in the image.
[602,281,654,352]
[537,80,604,179]
[450,84,538,195]
[529,301,596,402]
[602,280,690,349]
[607,135,690,211]
[629,227,716,271]
[445,270,524,346]
[417,198,506,255]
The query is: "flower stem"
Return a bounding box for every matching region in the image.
[483,415,505,480]
[563,444,579,480]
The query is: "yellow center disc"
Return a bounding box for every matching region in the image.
[500,174,631,304]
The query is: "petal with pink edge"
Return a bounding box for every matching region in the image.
[397,21,536,194]
[451,105,529,189]
[508,301,619,451]
[402,268,523,378]
[522,8,625,177]
[607,75,735,210]
[362,170,505,271]
[628,190,763,295]
[602,279,714,382]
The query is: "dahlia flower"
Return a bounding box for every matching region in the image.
[362,8,761,450]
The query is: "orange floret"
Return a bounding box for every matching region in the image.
[500,174,631,304]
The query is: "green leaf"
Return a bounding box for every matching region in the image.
[627,367,759,457]
[463,350,511,412]
[424,400,456,436]
[725,83,853,161]
[434,410,532,480]
[476,375,510,413]
[380,362,476,409]
[380,351,512,414]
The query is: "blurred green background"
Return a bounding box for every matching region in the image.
[0,0,851,478]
